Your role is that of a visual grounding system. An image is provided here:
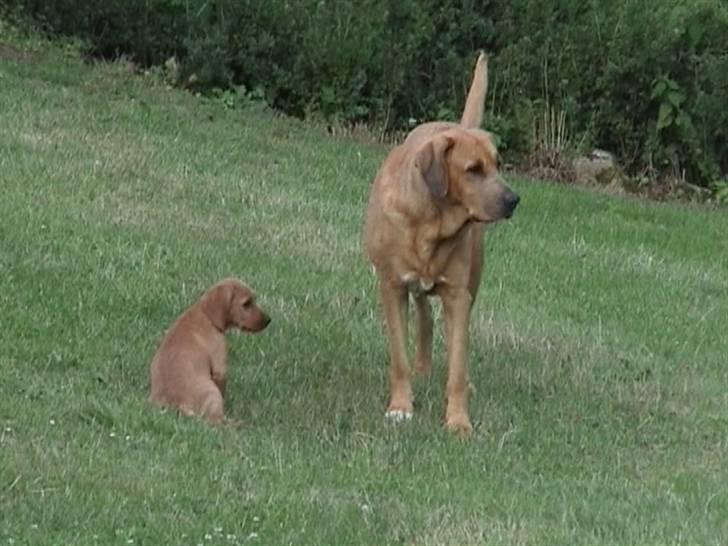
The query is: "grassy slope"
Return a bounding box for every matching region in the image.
[2,27,728,545]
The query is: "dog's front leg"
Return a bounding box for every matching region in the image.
[442,287,473,436]
[210,355,227,398]
[379,281,413,420]
[413,293,433,376]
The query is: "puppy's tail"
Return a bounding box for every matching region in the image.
[460,51,488,129]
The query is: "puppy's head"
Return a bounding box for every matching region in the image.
[202,278,271,333]
[415,129,519,223]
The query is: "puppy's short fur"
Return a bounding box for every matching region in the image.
[148,278,270,424]
[363,52,519,436]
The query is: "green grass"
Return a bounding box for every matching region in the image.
[2,24,728,545]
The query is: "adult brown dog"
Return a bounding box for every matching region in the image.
[148,278,270,424]
[363,52,519,436]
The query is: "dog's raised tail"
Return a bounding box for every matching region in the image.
[460,51,488,129]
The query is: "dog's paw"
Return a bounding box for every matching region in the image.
[444,415,473,438]
[384,409,413,423]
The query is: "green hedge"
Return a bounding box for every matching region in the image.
[492,0,728,185]
[5,0,727,187]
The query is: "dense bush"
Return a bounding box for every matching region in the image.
[4,0,727,187]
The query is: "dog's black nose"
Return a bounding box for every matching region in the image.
[264,315,272,327]
[503,191,520,218]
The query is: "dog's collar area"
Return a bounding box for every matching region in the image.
[408,279,435,296]
[401,273,447,296]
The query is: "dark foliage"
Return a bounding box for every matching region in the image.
[5,0,727,186]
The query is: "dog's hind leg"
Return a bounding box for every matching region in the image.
[441,287,474,436]
[413,294,433,376]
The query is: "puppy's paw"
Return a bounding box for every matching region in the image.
[223,417,246,429]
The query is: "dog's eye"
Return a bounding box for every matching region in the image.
[242,300,252,309]
[466,162,483,175]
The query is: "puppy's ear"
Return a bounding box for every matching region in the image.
[201,282,233,331]
[415,134,453,199]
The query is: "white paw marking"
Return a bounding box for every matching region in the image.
[385,410,413,423]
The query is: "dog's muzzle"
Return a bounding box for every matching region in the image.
[502,191,520,218]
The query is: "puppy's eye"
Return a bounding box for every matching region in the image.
[242,300,252,309]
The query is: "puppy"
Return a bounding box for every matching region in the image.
[148,278,270,424]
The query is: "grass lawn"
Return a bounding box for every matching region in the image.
[2,24,728,545]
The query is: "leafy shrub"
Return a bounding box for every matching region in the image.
[4,0,189,64]
[4,0,727,188]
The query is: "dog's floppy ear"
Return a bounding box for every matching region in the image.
[201,281,234,331]
[415,134,453,199]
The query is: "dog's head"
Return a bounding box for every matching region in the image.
[414,128,519,223]
[202,278,271,333]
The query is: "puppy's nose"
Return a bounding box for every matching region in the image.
[263,315,271,327]
[503,191,520,218]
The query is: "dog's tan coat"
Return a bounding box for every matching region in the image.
[363,52,519,435]
[148,278,270,424]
